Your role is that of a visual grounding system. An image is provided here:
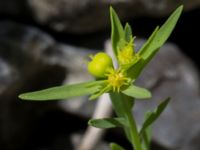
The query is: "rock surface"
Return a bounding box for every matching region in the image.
[27,0,200,33]
[134,40,200,150]
[0,21,109,150]
[0,0,200,33]
[0,21,84,150]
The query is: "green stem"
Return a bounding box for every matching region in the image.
[125,108,142,150]
[109,92,142,150]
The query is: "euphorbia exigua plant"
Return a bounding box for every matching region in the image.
[19,5,183,150]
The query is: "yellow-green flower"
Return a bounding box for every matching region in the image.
[87,52,132,94]
[106,68,130,92]
[117,38,140,68]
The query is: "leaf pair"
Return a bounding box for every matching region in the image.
[89,98,170,150]
[19,79,151,100]
[88,98,170,130]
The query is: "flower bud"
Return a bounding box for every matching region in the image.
[87,52,113,78]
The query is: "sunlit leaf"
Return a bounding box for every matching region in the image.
[124,23,132,42]
[88,117,127,129]
[122,85,152,99]
[129,5,183,79]
[19,81,103,101]
[110,6,124,57]
[138,26,159,57]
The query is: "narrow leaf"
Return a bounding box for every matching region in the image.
[19,81,103,101]
[140,98,170,134]
[127,27,159,79]
[139,5,183,58]
[129,5,183,79]
[110,6,124,57]
[122,85,152,99]
[88,117,126,129]
[138,26,159,57]
[124,23,132,42]
[110,143,125,150]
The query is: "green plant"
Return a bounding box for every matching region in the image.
[19,5,183,150]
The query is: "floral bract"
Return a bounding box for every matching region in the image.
[88,36,139,96]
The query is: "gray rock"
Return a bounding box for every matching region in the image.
[27,0,200,33]
[134,40,200,149]
[0,21,68,149]
[0,20,107,150]
[181,127,200,150]
[0,58,17,95]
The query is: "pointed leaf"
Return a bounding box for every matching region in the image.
[129,5,183,79]
[127,27,159,79]
[88,117,127,129]
[110,6,124,57]
[19,81,103,101]
[139,5,183,58]
[140,98,170,134]
[124,23,132,42]
[122,85,152,99]
[110,143,125,150]
[138,26,159,57]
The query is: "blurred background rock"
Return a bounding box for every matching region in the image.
[0,1,199,150]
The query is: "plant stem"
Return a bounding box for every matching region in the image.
[125,108,142,150]
[109,92,142,150]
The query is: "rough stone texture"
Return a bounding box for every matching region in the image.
[0,21,110,150]
[0,21,92,150]
[0,21,65,150]
[134,40,200,150]
[27,0,200,33]
[181,128,200,150]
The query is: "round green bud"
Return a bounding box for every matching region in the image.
[87,52,113,78]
